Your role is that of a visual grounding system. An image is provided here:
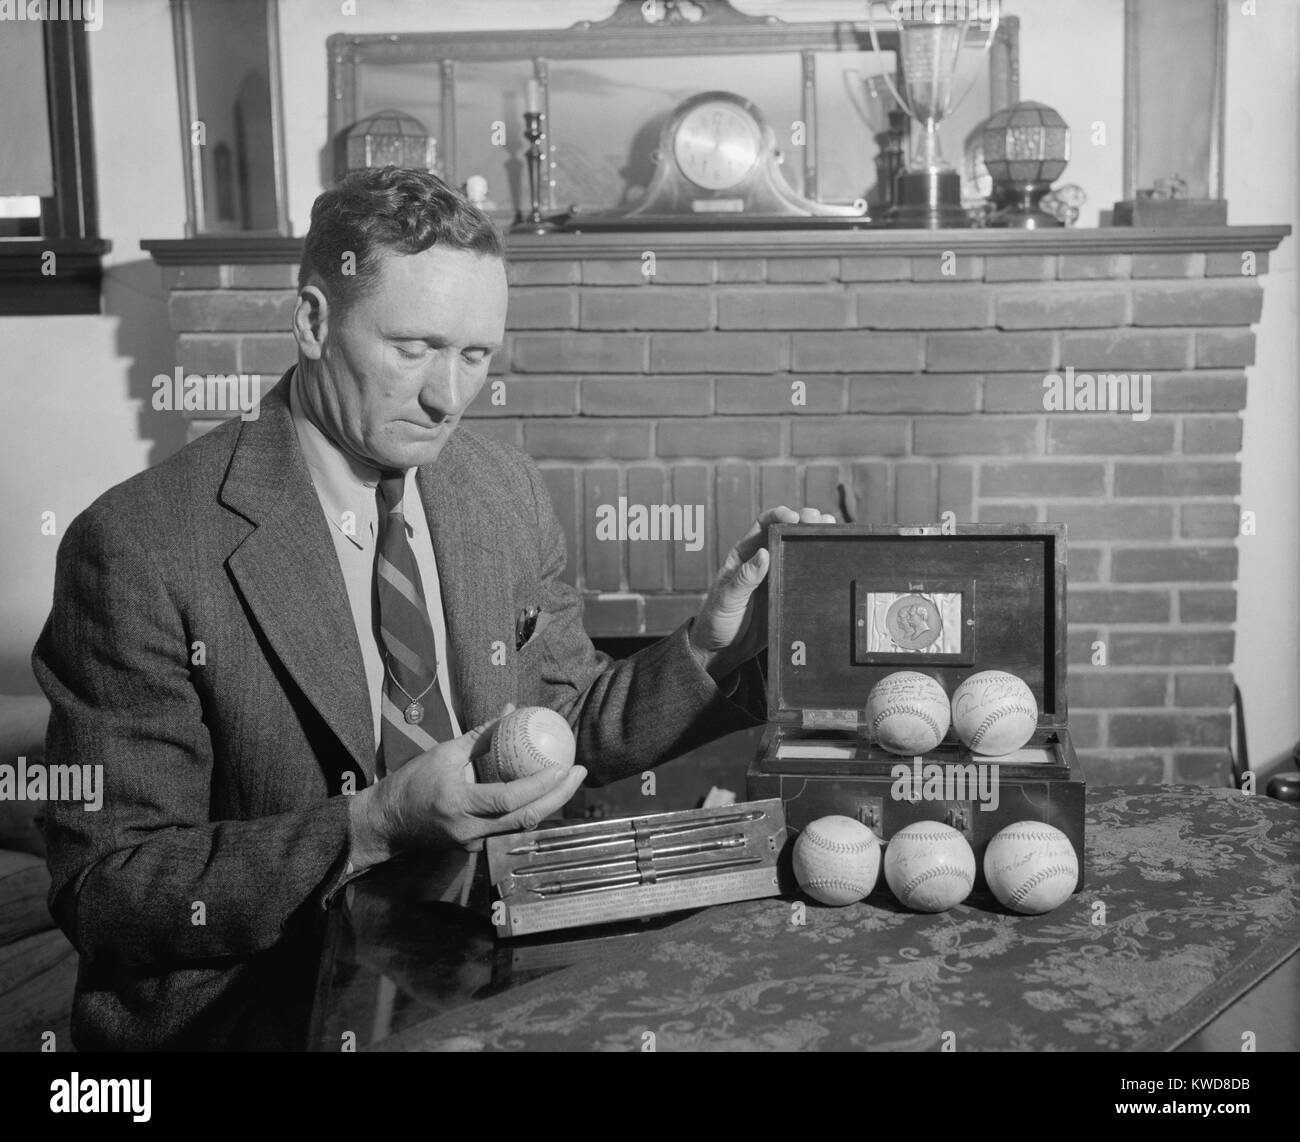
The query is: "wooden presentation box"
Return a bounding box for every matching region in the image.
[746,523,1085,893]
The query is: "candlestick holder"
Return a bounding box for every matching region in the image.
[514,111,560,234]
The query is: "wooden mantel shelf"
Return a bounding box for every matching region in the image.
[141,225,1290,265]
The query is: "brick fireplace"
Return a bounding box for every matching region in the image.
[145,225,1288,788]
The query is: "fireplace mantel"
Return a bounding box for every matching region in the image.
[142,225,1290,264]
[144,222,1290,785]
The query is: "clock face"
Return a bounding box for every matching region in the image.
[671,100,763,191]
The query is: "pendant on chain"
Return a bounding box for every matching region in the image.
[404,701,424,725]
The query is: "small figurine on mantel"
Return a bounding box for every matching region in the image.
[1041,184,1087,227]
[463,175,496,212]
[1144,174,1191,201]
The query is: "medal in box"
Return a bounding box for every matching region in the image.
[746,522,1085,892]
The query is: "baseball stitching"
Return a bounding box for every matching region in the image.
[872,704,944,742]
[902,863,972,901]
[498,711,555,773]
[521,711,551,766]
[1007,863,1076,907]
[995,830,1062,843]
[969,704,1037,747]
[806,877,872,894]
[806,831,875,855]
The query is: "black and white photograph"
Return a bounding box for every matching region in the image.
[0,0,1296,1111]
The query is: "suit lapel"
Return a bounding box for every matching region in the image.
[418,439,516,732]
[220,372,377,782]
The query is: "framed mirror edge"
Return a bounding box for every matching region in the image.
[326,5,1020,213]
[170,0,294,238]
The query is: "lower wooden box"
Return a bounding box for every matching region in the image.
[747,728,1085,894]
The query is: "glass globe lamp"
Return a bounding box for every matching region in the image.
[345,109,439,175]
[980,101,1070,229]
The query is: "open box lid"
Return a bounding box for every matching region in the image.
[766,523,1069,732]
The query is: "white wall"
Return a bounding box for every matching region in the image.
[0,0,187,693]
[1225,0,1300,777]
[0,0,1295,776]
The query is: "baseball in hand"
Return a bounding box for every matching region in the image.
[983,821,1078,915]
[792,815,881,906]
[866,671,951,755]
[489,707,576,781]
[951,670,1038,756]
[883,822,975,912]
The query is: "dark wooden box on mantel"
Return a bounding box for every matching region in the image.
[746,523,1084,892]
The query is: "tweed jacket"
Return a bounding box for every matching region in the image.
[32,370,762,1050]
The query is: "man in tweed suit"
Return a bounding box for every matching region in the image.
[33,168,831,1050]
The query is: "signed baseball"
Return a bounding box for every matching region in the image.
[883,822,975,912]
[950,670,1038,756]
[792,815,881,906]
[866,671,951,756]
[984,822,1078,915]
[489,707,576,782]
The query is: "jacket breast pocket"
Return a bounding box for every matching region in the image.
[511,606,553,705]
[515,609,555,652]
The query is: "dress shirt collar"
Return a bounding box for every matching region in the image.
[288,366,418,549]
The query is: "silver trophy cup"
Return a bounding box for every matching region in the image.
[868,0,1001,228]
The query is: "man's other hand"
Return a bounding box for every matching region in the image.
[347,710,586,868]
[688,505,836,681]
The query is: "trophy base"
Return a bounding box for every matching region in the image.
[888,170,968,230]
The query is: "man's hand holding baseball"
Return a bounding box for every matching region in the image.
[347,710,586,872]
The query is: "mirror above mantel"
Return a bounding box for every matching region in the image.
[327,0,1018,231]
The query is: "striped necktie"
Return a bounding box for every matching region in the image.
[375,471,455,774]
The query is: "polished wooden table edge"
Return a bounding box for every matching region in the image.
[1175,948,1300,1053]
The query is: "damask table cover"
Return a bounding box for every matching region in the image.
[356,787,1300,1052]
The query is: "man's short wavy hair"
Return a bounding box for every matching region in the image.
[298,166,505,313]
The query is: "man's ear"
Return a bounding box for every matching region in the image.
[293,284,330,361]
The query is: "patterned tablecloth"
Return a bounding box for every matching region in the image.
[372,786,1300,1052]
